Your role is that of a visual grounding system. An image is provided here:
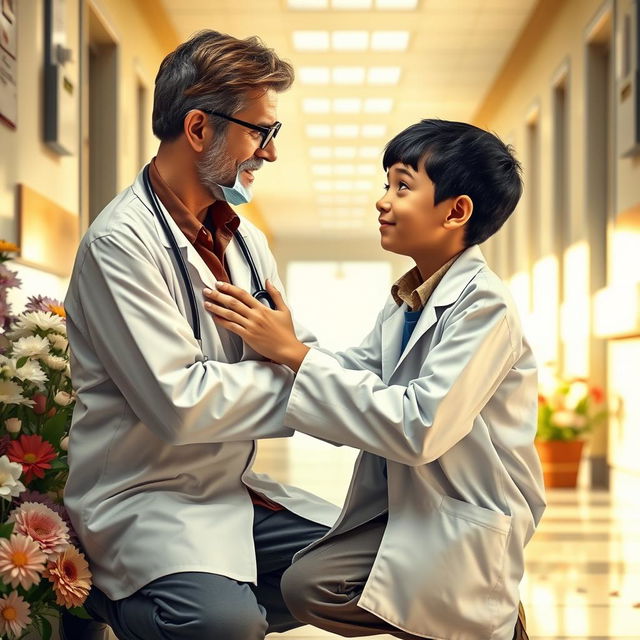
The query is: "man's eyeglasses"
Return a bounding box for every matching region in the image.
[200,109,282,149]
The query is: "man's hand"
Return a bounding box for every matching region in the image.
[203,280,310,372]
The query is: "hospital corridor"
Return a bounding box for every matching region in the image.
[1,0,640,639]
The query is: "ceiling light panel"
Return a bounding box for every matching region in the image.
[359,146,381,158]
[299,67,330,84]
[332,0,372,8]
[287,0,329,7]
[314,180,333,191]
[364,98,394,113]
[357,164,377,175]
[334,164,356,175]
[375,0,418,8]
[312,165,333,176]
[332,67,366,84]
[333,98,363,114]
[371,30,410,51]
[334,146,358,158]
[362,124,387,138]
[303,98,331,114]
[306,124,332,138]
[334,124,360,138]
[367,66,402,85]
[332,31,369,51]
[293,31,330,51]
[309,146,332,159]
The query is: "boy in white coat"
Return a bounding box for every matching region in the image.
[204,119,546,640]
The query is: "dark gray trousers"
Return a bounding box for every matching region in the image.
[83,505,329,640]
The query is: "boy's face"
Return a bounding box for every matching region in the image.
[376,162,456,258]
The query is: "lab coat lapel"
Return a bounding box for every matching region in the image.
[381,305,405,382]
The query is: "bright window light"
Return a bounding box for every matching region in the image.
[367,66,401,85]
[375,0,418,8]
[333,98,362,113]
[299,67,331,84]
[332,31,369,50]
[371,30,410,51]
[334,124,360,138]
[357,164,377,175]
[312,165,333,176]
[333,67,366,84]
[332,0,372,8]
[364,98,393,113]
[303,98,331,114]
[309,146,332,159]
[334,164,356,175]
[355,180,374,190]
[314,180,333,191]
[293,31,330,51]
[359,146,381,158]
[288,0,329,7]
[307,124,332,138]
[362,124,387,137]
[334,146,358,158]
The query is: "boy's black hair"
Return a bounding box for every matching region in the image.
[382,119,523,246]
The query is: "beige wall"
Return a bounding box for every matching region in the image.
[475,0,640,486]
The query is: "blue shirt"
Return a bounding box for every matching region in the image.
[401,309,423,354]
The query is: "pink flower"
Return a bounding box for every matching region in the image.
[0,534,46,589]
[9,502,70,556]
[15,491,79,546]
[0,591,31,638]
[45,546,92,608]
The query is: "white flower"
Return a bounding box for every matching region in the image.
[0,456,25,501]
[551,410,587,429]
[48,333,68,352]
[0,355,18,379]
[13,359,47,385]
[60,436,69,451]
[566,381,589,410]
[11,335,50,360]
[8,311,66,338]
[43,354,67,371]
[4,418,21,434]
[0,381,33,406]
[54,391,73,407]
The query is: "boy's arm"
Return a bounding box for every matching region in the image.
[285,283,517,466]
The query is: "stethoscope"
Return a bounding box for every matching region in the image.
[142,164,275,348]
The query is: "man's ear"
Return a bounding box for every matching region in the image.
[183,110,210,153]
[444,195,473,230]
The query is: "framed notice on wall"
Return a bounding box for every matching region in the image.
[0,0,17,129]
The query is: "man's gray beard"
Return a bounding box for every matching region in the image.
[197,135,235,202]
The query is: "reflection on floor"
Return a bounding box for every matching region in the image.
[255,436,640,640]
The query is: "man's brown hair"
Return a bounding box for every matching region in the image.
[152,30,294,141]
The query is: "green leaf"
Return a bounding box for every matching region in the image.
[67,605,93,620]
[40,615,53,640]
[41,411,70,448]
[16,356,29,368]
[0,522,14,539]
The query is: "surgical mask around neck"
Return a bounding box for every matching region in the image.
[216,168,253,206]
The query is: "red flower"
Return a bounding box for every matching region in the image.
[7,435,56,484]
[590,386,605,404]
[538,393,547,405]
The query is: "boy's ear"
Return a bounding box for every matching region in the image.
[444,195,473,230]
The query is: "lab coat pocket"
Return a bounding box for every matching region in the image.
[440,494,512,534]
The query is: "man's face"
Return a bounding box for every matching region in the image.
[197,88,279,201]
[376,162,453,258]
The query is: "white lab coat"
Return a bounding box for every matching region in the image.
[285,246,547,640]
[63,168,339,600]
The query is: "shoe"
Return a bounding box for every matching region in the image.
[512,601,529,640]
[60,609,110,640]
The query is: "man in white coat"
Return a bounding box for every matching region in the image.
[63,30,338,640]
[204,119,547,640]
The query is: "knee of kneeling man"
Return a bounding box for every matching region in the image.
[281,563,320,622]
[197,605,267,640]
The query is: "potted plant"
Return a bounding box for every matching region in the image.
[535,376,607,488]
[0,241,92,639]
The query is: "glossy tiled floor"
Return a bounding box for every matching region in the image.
[105,435,640,639]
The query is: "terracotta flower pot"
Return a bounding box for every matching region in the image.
[534,439,585,488]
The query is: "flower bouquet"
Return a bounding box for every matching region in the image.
[0,242,91,639]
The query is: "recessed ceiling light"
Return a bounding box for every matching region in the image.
[367,66,401,85]
[333,98,362,114]
[364,98,393,114]
[334,164,356,175]
[314,180,333,191]
[332,67,366,84]
[362,124,387,137]
[359,146,381,158]
[355,180,374,191]
[303,98,331,114]
[332,0,372,9]
[312,165,333,176]
[375,0,418,8]
[299,67,331,84]
[293,31,330,51]
[288,0,329,8]
[309,146,332,159]
[307,124,332,138]
[334,146,358,158]
[357,164,377,175]
[371,30,410,51]
[332,31,369,51]
[334,124,360,138]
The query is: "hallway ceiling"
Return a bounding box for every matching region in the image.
[159,0,537,239]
